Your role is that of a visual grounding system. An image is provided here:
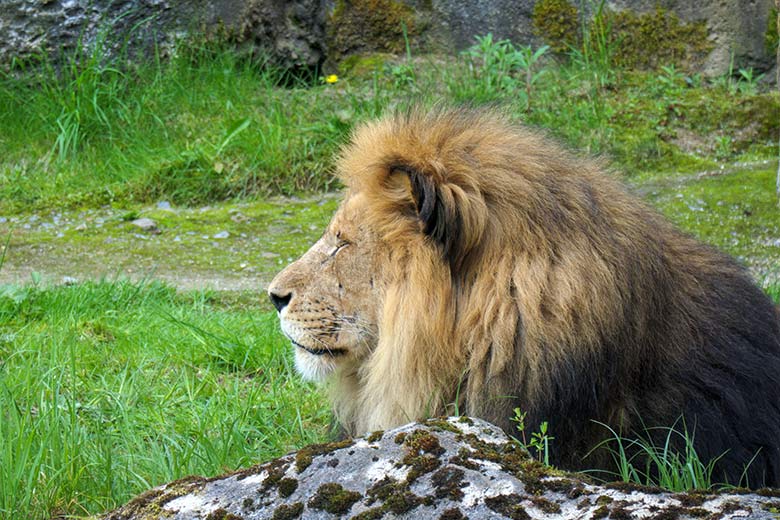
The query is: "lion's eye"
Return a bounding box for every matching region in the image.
[331,241,349,256]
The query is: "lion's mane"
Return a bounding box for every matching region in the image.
[330,108,780,486]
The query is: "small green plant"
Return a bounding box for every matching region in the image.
[735,68,763,95]
[711,52,762,96]
[512,408,555,465]
[452,34,549,107]
[715,135,733,160]
[656,64,685,90]
[517,44,550,111]
[571,0,618,88]
[453,33,520,102]
[385,22,416,89]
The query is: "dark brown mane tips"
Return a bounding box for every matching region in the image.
[390,162,463,270]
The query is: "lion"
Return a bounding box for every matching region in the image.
[268,107,780,487]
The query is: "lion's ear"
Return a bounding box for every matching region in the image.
[391,163,462,265]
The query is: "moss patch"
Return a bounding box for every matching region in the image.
[363,471,426,516]
[532,0,580,53]
[399,429,445,482]
[766,7,779,55]
[533,2,712,70]
[366,430,384,443]
[430,467,466,501]
[271,502,304,520]
[326,0,417,65]
[338,53,394,77]
[259,459,291,492]
[610,7,712,70]
[423,418,462,434]
[205,509,244,520]
[531,496,561,514]
[294,438,354,472]
[453,432,567,495]
[277,477,298,498]
[351,506,387,519]
[439,508,466,520]
[484,494,531,519]
[308,483,362,515]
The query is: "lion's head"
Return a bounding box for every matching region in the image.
[269,108,780,486]
[267,193,387,381]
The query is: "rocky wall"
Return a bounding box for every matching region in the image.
[0,0,775,76]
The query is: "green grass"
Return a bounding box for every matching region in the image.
[0,280,329,519]
[0,36,777,213]
[645,167,780,278]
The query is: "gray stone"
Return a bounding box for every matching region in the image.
[0,0,327,72]
[103,417,780,520]
[130,217,158,232]
[61,276,78,285]
[428,0,538,52]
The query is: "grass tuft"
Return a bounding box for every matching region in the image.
[588,421,728,491]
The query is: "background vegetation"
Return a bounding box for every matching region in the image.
[1,3,779,518]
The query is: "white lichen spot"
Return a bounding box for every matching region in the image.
[235,473,266,486]
[365,458,410,483]
[164,493,208,514]
[462,479,517,508]
[352,439,370,450]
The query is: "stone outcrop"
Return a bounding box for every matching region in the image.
[0,0,327,72]
[0,1,774,76]
[103,417,780,520]
[605,0,775,78]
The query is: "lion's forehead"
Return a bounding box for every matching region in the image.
[329,194,367,232]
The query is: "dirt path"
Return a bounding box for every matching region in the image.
[0,195,340,292]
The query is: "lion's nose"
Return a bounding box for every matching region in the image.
[268,290,292,313]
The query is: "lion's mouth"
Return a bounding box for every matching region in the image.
[291,339,347,357]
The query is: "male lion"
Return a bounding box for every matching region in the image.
[268,108,780,486]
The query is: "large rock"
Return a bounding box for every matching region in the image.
[606,0,775,77]
[0,0,775,75]
[103,417,780,520]
[0,0,327,72]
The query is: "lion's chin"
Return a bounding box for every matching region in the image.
[293,348,341,382]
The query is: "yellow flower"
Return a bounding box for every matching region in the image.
[325,74,339,84]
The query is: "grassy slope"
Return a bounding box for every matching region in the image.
[0,42,777,213]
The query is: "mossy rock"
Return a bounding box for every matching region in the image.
[767,7,779,56]
[533,2,713,71]
[532,0,581,54]
[326,0,417,66]
[338,52,395,78]
[609,7,712,70]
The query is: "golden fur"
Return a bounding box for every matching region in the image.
[269,108,780,485]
